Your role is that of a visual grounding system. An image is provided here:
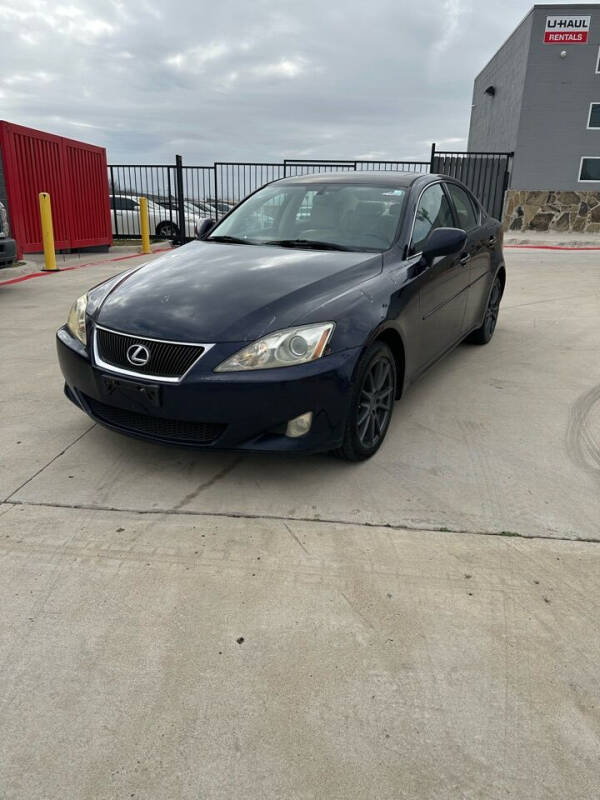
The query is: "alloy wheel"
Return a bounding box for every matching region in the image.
[159,222,177,239]
[484,279,502,339]
[356,357,394,449]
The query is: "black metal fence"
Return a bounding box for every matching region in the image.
[107,148,511,241]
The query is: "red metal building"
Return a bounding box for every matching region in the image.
[0,121,112,259]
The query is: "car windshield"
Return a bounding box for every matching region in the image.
[207,182,407,251]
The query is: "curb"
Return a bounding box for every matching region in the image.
[505,244,600,250]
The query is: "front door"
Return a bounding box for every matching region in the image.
[411,183,469,368]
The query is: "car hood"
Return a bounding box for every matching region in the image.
[95,241,382,342]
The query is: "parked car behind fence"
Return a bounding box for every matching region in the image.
[109,195,207,240]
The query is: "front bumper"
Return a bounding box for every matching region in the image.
[56,326,361,453]
[0,237,17,267]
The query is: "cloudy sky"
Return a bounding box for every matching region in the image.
[0,0,581,164]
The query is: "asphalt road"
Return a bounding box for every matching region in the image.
[1,247,599,799]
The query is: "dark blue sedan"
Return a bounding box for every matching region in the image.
[57,172,506,460]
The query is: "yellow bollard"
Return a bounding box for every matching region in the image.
[139,196,151,255]
[39,192,57,271]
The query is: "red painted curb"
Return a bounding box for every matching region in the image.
[505,244,600,251]
[0,247,170,288]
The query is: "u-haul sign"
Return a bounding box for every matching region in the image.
[544,16,591,44]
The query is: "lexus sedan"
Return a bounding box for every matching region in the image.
[57,172,505,461]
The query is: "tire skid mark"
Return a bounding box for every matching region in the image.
[566,384,600,478]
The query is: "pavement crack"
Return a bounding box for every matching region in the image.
[2,423,96,503]
[3,498,600,545]
[172,455,244,511]
[283,521,310,555]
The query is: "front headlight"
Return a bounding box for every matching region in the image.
[215,322,335,372]
[66,294,88,345]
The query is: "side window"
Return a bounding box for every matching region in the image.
[411,184,454,253]
[446,183,479,231]
[110,196,137,211]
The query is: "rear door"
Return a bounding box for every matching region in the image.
[411,182,470,368]
[445,182,492,332]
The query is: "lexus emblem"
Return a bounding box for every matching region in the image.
[126,344,150,366]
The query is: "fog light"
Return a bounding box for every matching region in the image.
[285,412,313,438]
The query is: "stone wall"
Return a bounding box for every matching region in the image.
[503,190,600,233]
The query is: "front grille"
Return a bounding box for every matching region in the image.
[85,396,225,444]
[96,327,205,378]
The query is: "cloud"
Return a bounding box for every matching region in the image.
[165,42,230,72]
[430,0,467,70]
[252,58,309,79]
[0,0,575,164]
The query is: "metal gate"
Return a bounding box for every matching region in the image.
[430,144,512,220]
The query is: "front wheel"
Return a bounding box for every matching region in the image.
[333,342,396,462]
[468,276,503,345]
[156,221,179,240]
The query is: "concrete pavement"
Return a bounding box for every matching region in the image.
[1,247,600,798]
[2,503,600,799]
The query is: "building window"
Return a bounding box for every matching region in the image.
[579,157,600,181]
[587,103,600,128]
[597,46,600,73]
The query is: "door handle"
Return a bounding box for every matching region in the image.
[487,235,496,247]
[459,253,471,266]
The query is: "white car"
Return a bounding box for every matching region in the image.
[109,195,206,239]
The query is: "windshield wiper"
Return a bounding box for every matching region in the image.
[206,235,254,245]
[266,239,352,252]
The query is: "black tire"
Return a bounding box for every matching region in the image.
[468,276,503,345]
[156,221,179,240]
[333,342,397,462]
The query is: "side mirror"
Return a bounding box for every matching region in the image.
[196,218,216,239]
[421,227,467,260]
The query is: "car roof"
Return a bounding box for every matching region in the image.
[274,170,426,188]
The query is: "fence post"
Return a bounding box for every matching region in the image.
[213,164,219,220]
[139,197,151,254]
[429,143,436,173]
[499,156,512,221]
[109,166,119,237]
[38,192,57,271]
[175,155,186,245]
